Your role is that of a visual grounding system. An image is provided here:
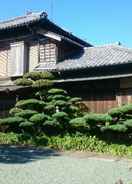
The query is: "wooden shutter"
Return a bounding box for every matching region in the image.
[0,48,8,77]
[8,42,27,77]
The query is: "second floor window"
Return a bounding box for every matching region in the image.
[39,40,57,63]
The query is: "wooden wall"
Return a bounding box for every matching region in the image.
[58,77,132,113]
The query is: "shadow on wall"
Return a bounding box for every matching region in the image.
[0,145,60,164]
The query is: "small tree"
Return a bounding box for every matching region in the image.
[0,71,83,135]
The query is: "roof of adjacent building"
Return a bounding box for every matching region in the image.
[0,11,91,47]
[57,44,132,71]
[35,44,132,72]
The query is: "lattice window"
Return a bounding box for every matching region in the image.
[39,41,57,63]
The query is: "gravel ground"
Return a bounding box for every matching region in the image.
[0,146,131,184]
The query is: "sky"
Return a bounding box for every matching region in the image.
[0,0,132,47]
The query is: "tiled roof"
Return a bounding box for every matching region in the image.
[0,12,47,30]
[56,45,132,71]
[0,11,91,47]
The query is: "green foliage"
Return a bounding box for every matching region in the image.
[84,113,112,124]
[15,110,37,119]
[32,79,53,89]
[0,117,24,125]
[48,88,66,95]
[101,124,127,133]
[0,132,20,145]
[24,71,55,80]
[49,94,67,101]
[19,121,34,128]
[123,119,132,128]
[54,100,67,107]
[108,107,122,117]
[69,117,88,127]
[121,104,132,114]
[16,99,45,111]
[44,104,55,114]
[69,97,82,104]
[52,112,68,121]
[15,78,33,86]
[108,104,132,117]
[30,113,48,124]
[9,108,23,116]
[48,134,132,157]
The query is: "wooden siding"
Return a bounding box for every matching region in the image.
[58,79,132,113]
[82,92,117,113]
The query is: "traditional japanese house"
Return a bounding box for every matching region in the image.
[0,11,132,115]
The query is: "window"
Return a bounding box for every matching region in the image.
[39,41,57,63]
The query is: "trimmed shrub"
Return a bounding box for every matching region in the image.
[101,124,127,133]
[84,113,112,124]
[123,119,132,128]
[54,100,67,107]
[15,78,33,86]
[69,97,82,104]
[15,110,37,119]
[30,113,49,124]
[121,104,132,114]
[52,112,68,121]
[48,88,67,95]
[9,108,23,116]
[44,104,55,112]
[69,117,88,127]
[24,71,55,80]
[108,107,122,117]
[16,99,45,110]
[19,121,34,128]
[0,117,24,125]
[49,94,67,101]
[32,79,53,88]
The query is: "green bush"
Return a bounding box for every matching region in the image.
[49,94,67,101]
[108,107,122,117]
[24,71,55,80]
[15,78,33,86]
[69,97,82,104]
[69,117,88,127]
[44,104,55,112]
[108,104,132,117]
[0,117,24,125]
[48,88,67,95]
[84,113,112,124]
[19,121,34,128]
[54,100,67,107]
[52,112,68,121]
[16,99,46,110]
[123,119,132,128]
[48,135,132,157]
[0,132,20,145]
[52,112,70,129]
[32,79,53,88]
[15,110,37,119]
[101,124,127,133]
[9,108,23,116]
[30,113,49,124]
